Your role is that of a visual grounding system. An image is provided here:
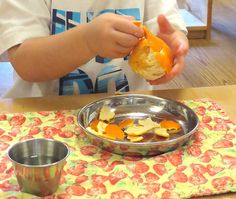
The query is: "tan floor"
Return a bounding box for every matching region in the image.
[0,0,236,96]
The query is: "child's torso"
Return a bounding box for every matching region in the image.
[50,0,148,95]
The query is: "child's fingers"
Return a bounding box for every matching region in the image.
[176,43,189,57]
[148,56,185,85]
[171,41,186,57]
[115,45,133,55]
[107,44,133,58]
[114,19,144,38]
[113,31,140,48]
[148,74,173,85]
[157,15,175,35]
[171,56,185,76]
[175,44,185,57]
[161,36,188,57]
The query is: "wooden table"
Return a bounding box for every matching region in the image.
[0,85,235,122]
[0,85,236,199]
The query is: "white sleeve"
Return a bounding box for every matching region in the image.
[143,0,187,35]
[0,0,51,55]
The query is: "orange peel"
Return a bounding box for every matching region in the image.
[105,124,125,140]
[159,120,181,133]
[89,119,99,131]
[118,118,134,129]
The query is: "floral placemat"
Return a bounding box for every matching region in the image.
[0,99,236,199]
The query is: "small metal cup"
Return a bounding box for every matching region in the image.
[7,138,70,196]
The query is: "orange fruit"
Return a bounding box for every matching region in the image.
[129,25,173,80]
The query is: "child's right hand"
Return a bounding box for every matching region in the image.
[84,13,144,59]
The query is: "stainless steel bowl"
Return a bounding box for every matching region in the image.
[78,94,199,156]
[7,138,70,196]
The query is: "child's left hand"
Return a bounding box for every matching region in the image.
[149,15,189,85]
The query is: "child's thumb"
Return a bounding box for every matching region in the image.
[158,15,174,35]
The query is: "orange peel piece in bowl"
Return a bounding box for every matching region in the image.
[154,128,169,138]
[129,25,173,80]
[138,117,160,129]
[86,127,103,136]
[97,121,108,133]
[159,120,181,133]
[105,124,125,140]
[86,127,116,140]
[118,118,135,129]
[124,125,150,136]
[127,135,144,142]
[89,119,99,131]
[99,106,115,122]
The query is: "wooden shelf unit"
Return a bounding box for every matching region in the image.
[178,0,213,40]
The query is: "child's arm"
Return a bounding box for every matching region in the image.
[149,15,189,85]
[8,13,143,82]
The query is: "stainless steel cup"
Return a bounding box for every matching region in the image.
[7,138,70,196]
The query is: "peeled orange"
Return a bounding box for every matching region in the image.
[129,25,173,80]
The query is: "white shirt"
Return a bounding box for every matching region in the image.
[0,0,187,98]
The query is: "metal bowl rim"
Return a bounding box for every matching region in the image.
[77,94,199,147]
[7,138,70,168]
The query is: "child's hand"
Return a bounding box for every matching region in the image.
[84,13,144,59]
[149,15,189,85]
